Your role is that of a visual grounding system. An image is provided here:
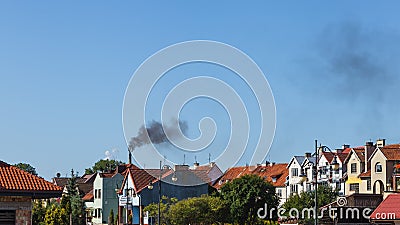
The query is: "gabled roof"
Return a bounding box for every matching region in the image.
[191,163,223,184]
[344,147,365,164]
[370,194,400,220]
[301,157,316,167]
[287,156,305,168]
[0,160,62,198]
[320,152,348,164]
[368,144,400,162]
[380,144,400,160]
[213,163,288,189]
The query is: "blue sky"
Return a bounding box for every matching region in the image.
[1,1,400,180]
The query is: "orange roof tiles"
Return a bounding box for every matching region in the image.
[370,194,400,220]
[359,170,371,178]
[82,189,94,201]
[213,163,288,189]
[0,160,63,195]
[380,144,400,160]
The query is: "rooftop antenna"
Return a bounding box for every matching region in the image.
[183,154,186,165]
[208,153,211,164]
[163,155,167,166]
[195,156,197,163]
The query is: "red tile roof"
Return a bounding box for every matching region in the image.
[381,144,400,160]
[370,194,400,220]
[82,189,94,201]
[0,161,63,197]
[354,148,366,162]
[213,163,288,189]
[359,170,371,178]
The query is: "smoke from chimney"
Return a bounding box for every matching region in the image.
[129,119,188,151]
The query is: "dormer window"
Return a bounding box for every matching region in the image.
[272,177,277,183]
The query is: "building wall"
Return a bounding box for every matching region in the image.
[102,174,123,224]
[92,174,103,225]
[0,196,32,225]
[287,159,303,196]
[276,186,287,206]
[345,152,362,195]
[371,150,387,194]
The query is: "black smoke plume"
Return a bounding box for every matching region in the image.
[129,119,188,150]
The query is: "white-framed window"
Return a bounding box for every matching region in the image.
[351,163,357,173]
[277,189,282,197]
[291,168,298,177]
[290,184,298,194]
[375,162,383,173]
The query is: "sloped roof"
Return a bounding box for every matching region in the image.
[380,144,400,160]
[370,194,400,220]
[253,163,289,187]
[0,160,62,197]
[82,189,93,201]
[213,163,288,189]
[359,170,371,178]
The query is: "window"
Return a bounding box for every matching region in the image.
[350,183,359,191]
[290,184,298,194]
[367,179,371,191]
[277,189,282,197]
[272,177,277,183]
[291,168,298,177]
[375,163,383,173]
[98,189,101,199]
[351,163,357,173]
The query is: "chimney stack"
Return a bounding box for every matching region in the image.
[193,162,199,169]
[305,152,312,158]
[377,139,386,148]
[365,141,376,172]
[342,144,350,150]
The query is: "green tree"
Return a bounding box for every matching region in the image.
[143,196,178,225]
[282,185,338,225]
[168,195,226,225]
[108,209,114,225]
[44,204,69,225]
[61,169,85,225]
[220,174,279,225]
[32,200,46,225]
[85,159,124,174]
[13,162,38,175]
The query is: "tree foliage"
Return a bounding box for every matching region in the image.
[220,174,279,225]
[44,204,69,225]
[85,159,124,174]
[168,195,226,225]
[32,200,47,225]
[143,196,178,225]
[13,162,38,175]
[282,185,338,225]
[60,169,85,225]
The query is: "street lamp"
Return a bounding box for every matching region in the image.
[299,140,340,225]
[148,161,177,225]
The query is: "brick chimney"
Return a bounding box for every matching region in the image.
[365,141,376,172]
[305,152,312,158]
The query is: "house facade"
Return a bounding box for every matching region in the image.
[91,172,124,225]
[0,161,63,225]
